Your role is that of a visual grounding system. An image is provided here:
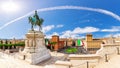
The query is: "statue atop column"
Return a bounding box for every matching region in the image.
[20,10,51,64]
[28,10,44,31]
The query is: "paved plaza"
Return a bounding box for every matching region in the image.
[0,52,120,68]
[0,52,43,68]
[95,54,120,68]
[0,52,67,68]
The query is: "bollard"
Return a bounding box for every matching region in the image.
[87,61,89,68]
[105,54,108,62]
[117,47,120,55]
[69,65,71,68]
[23,55,25,60]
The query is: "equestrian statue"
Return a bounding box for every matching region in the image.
[28,11,44,31]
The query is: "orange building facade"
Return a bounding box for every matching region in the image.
[51,35,59,51]
[51,35,65,51]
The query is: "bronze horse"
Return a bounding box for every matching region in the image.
[28,11,44,31]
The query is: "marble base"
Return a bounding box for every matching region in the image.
[24,49,51,64]
[20,30,51,64]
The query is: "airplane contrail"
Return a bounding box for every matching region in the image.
[0,5,120,30]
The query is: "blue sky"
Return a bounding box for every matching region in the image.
[0,0,120,39]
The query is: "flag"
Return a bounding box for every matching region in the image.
[81,41,85,47]
[77,39,81,46]
[77,39,84,46]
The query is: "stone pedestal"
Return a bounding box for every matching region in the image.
[22,30,51,64]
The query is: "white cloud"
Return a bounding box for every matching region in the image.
[52,32,59,35]
[42,24,64,33]
[45,32,59,39]
[102,29,119,32]
[1,5,120,30]
[113,33,120,37]
[72,27,99,34]
[101,26,120,32]
[104,34,112,37]
[56,24,64,28]
[61,30,72,38]
[104,33,120,38]
[42,25,55,33]
[61,26,99,38]
[45,26,98,39]
[31,24,64,31]
[60,32,85,39]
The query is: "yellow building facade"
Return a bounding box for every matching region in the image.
[86,34,103,53]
